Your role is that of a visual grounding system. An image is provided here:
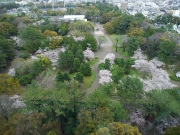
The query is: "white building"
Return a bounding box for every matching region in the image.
[63,15,87,21]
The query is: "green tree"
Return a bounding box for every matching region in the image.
[58,51,68,70]
[75,49,84,63]
[22,81,71,135]
[19,26,44,52]
[79,63,85,75]
[75,72,84,83]
[56,70,64,82]
[117,14,134,33]
[56,23,69,36]
[0,36,14,69]
[112,67,124,83]
[73,58,81,72]
[104,59,111,70]
[84,62,92,76]
[157,40,176,63]
[142,89,180,122]
[62,72,70,82]
[127,36,139,56]
[117,76,143,109]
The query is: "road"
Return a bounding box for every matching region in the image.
[86,23,124,96]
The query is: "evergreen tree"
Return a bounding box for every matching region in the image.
[66,50,74,68]
[73,58,81,72]
[104,59,111,70]
[75,49,84,63]
[79,63,85,75]
[63,72,71,82]
[56,70,64,82]
[75,72,84,83]
[84,62,92,76]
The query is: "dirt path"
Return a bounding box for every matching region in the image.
[86,23,124,96]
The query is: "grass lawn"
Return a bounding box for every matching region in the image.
[84,71,96,89]
[70,71,96,89]
[109,34,129,58]
[89,58,99,65]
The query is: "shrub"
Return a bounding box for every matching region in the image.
[169,75,180,81]
[98,63,105,70]
[19,74,33,85]
[19,52,30,60]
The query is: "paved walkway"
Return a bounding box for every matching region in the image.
[86,23,124,96]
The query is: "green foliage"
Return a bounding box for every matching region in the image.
[19,26,44,52]
[98,63,105,70]
[73,58,81,72]
[157,40,176,63]
[79,63,85,75]
[56,23,69,36]
[117,14,134,33]
[143,89,180,121]
[56,70,64,82]
[127,36,139,56]
[112,67,124,83]
[75,107,113,135]
[0,36,14,69]
[117,76,144,108]
[109,102,128,122]
[30,60,44,78]
[104,59,111,70]
[69,20,94,32]
[144,26,155,37]
[75,49,84,63]
[58,50,74,70]
[19,74,33,85]
[84,62,92,76]
[19,52,30,60]
[169,75,180,81]
[86,89,110,108]
[63,72,71,82]
[75,72,84,83]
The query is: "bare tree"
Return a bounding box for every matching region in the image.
[0,95,14,121]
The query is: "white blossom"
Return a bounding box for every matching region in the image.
[34,47,65,67]
[83,48,95,60]
[100,53,115,65]
[130,109,146,127]
[7,68,16,76]
[149,57,165,68]
[131,48,147,60]
[98,70,112,85]
[132,59,176,91]
[10,95,25,108]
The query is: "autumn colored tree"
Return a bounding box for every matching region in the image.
[103,22,114,34]
[0,74,23,95]
[0,22,17,37]
[90,122,141,135]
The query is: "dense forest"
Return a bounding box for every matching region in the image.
[1,2,180,135]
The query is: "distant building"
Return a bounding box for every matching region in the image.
[121,2,128,11]
[63,15,87,21]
